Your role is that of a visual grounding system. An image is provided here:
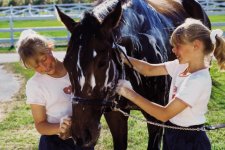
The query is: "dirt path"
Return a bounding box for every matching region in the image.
[0,64,23,122]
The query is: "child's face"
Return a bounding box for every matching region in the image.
[172,42,194,64]
[26,51,57,75]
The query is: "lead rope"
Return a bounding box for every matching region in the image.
[114,108,225,131]
[114,108,206,131]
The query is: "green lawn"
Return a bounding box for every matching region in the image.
[208,15,225,23]
[0,20,68,39]
[0,61,224,149]
[209,15,225,31]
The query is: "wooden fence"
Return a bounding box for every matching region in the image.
[0,3,92,47]
[0,1,225,47]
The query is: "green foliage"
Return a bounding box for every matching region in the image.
[0,0,94,6]
[63,0,74,3]
[33,0,45,5]
[8,0,17,6]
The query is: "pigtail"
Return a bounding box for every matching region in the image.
[214,36,225,70]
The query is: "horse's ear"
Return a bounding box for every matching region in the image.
[101,1,122,32]
[55,5,77,33]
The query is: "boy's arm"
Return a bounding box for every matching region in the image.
[30,104,60,135]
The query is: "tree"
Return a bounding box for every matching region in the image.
[8,0,17,6]
[32,0,45,5]
[62,0,73,4]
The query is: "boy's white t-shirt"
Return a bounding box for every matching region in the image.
[165,59,212,127]
[26,72,72,123]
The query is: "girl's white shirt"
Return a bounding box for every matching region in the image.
[26,72,72,123]
[165,59,212,127]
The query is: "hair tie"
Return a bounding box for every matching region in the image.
[16,29,37,51]
[210,29,223,44]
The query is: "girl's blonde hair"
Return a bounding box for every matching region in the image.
[170,18,225,70]
[16,29,54,68]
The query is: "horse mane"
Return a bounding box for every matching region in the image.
[91,0,129,23]
[90,0,188,27]
[147,0,188,19]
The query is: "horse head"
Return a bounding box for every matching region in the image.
[56,1,124,147]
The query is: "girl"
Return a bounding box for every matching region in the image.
[16,29,81,150]
[116,18,225,150]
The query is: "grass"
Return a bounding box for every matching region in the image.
[208,15,225,23]
[0,19,81,39]
[0,61,225,149]
[206,61,225,150]
[0,19,70,52]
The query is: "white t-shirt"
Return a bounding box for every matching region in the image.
[165,59,211,127]
[26,72,72,123]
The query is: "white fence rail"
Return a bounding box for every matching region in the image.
[0,1,225,47]
[198,0,225,15]
[0,3,93,19]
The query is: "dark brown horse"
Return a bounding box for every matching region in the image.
[55,0,210,149]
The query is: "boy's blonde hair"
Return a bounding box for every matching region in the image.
[16,29,54,68]
[170,18,225,70]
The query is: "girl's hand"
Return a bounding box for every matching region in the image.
[116,79,133,95]
[59,116,72,140]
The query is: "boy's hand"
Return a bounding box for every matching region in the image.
[59,116,72,140]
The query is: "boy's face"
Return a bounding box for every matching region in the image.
[26,51,57,75]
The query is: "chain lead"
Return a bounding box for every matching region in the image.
[114,108,206,131]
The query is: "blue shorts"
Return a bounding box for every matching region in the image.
[163,122,211,150]
[39,135,94,150]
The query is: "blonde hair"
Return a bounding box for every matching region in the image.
[170,18,225,70]
[16,29,54,68]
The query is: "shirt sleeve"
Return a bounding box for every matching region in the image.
[164,59,179,77]
[26,79,46,106]
[175,75,205,107]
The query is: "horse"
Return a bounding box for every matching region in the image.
[55,0,210,149]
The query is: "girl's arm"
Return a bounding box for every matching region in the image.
[123,56,168,76]
[30,104,71,136]
[118,87,188,122]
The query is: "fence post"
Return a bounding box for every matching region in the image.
[9,5,14,49]
[29,4,32,16]
[206,0,209,12]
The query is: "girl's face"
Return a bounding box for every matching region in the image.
[26,51,57,75]
[172,42,194,64]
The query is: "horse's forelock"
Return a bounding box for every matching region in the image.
[92,0,123,23]
[81,12,100,29]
